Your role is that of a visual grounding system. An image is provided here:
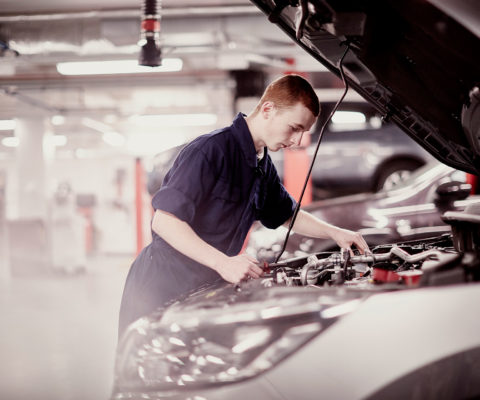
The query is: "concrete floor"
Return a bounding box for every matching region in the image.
[0,255,132,400]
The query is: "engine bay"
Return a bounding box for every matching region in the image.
[261,234,480,290]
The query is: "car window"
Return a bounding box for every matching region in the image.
[379,162,466,193]
[329,112,383,132]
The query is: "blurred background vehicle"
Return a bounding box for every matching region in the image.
[147,101,434,199]
[147,144,186,196]
[246,162,476,261]
[271,101,434,198]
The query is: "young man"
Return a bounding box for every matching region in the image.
[118,74,369,337]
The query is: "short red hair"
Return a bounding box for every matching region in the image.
[253,74,320,117]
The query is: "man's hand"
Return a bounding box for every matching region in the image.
[286,210,370,256]
[330,227,370,255]
[152,211,264,282]
[214,253,264,284]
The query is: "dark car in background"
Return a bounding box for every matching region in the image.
[112,1,480,399]
[146,143,186,196]
[271,101,433,197]
[247,162,476,261]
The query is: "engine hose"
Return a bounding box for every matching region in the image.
[308,246,444,270]
[275,43,351,263]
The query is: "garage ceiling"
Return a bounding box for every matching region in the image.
[0,0,331,156]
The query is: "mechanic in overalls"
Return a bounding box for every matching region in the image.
[118,74,369,337]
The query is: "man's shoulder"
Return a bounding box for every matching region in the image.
[176,127,234,169]
[186,126,234,153]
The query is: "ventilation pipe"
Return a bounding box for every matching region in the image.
[139,0,162,67]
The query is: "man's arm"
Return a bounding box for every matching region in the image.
[285,209,369,254]
[152,209,263,283]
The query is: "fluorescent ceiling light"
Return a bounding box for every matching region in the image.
[104,114,118,124]
[57,58,183,75]
[0,120,15,131]
[331,111,366,125]
[81,117,112,133]
[74,148,92,159]
[103,131,125,147]
[50,135,67,147]
[129,113,218,127]
[51,115,66,126]
[1,136,19,147]
[127,132,186,156]
[80,117,125,147]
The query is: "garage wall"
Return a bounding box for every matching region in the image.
[52,155,148,255]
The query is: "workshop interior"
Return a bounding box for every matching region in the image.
[0,1,479,400]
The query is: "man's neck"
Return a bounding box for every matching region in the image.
[245,113,265,152]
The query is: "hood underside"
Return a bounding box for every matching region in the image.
[250,0,480,175]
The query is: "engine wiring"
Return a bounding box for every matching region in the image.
[264,239,465,289]
[274,42,351,263]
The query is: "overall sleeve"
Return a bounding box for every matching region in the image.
[152,145,217,225]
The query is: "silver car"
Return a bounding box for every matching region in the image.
[271,102,433,197]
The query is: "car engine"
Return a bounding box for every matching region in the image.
[260,204,480,290]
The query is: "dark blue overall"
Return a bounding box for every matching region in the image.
[118,113,295,337]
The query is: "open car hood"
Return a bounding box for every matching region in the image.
[250,0,480,175]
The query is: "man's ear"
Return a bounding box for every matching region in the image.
[261,101,275,119]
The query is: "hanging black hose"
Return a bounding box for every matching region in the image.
[139,0,162,66]
[274,43,351,263]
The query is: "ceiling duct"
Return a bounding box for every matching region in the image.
[0,7,290,63]
[139,0,162,67]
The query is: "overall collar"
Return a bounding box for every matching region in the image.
[232,113,268,171]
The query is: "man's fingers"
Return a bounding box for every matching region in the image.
[360,241,370,254]
[252,263,264,275]
[236,264,263,282]
[347,232,369,254]
[359,235,369,249]
[243,254,259,264]
[356,241,369,254]
[246,266,263,279]
[243,263,264,280]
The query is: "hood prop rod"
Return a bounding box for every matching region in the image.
[275,42,351,263]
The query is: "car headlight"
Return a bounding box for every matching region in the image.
[113,288,364,394]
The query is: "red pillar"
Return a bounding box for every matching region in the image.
[284,133,312,204]
[78,207,93,255]
[283,60,313,204]
[135,158,145,256]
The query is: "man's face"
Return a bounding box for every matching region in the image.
[263,102,317,152]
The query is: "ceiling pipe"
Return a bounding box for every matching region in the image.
[1,87,62,113]
[0,5,260,23]
[139,0,162,67]
[0,9,276,60]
